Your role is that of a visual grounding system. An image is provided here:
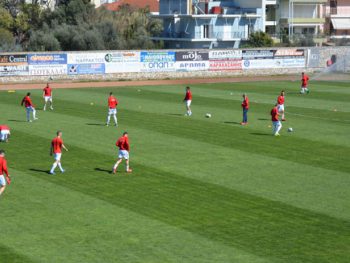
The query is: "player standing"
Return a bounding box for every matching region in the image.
[112,132,132,174]
[277,90,286,121]
[21,92,38,122]
[184,86,192,116]
[50,131,68,175]
[300,72,310,94]
[241,93,249,125]
[0,125,10,142]
[271,104,282,136]
[0,150,11,197]
[106,92,118,127]
[43,83,53,111]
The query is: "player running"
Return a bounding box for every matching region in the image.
[300,72,310,94]
[43,83,53,111]
[277,90,286,121]
[271,104,282,136]
[0,125,10,142]
[50,131,68,175]
[21,92,38,122]
[184,86,192,116]
[0,150,11,197]
[106,92,118,127]
[112,132,132,174]
[241,93,249,125]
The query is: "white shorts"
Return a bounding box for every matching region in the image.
[26,106,35,112]
[108,108,117,115]
[273,121,282,128]
[118,150,129,160]
[277,104,284,112]
[186,100,192,107]
[54,153,62,161]
[44,96,52,102]
[0,175,6,186]
[0,130,10,141]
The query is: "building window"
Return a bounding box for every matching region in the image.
[330,0,337,15]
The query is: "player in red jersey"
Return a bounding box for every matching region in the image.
[50,131,68,175]
[21,92,38,122]
[0,150,11,197]
[112,132,132,174]
[106,92,118,127]
[241,93,249,125]
[271,104,282,136]
[277,90,286,121]
[0,125,10,142]
[43,83,53,111]
[300,72,310,94]
[183,86,192,116]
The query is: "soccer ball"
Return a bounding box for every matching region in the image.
[288,127,293,132]
[205,113,212,118]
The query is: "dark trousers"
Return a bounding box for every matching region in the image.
[243,108,248,123]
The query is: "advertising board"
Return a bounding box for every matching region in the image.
[209,50,242,60]
[68,63,105,75]
[29,64,67,76]
[176,51,209,61]
[175,61,209,71]
[209,59,242,71]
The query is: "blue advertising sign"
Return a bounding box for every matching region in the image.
[140,51,175,62]
[67,63,105,75]
[28,54,67,65]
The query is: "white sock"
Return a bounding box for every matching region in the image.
[113,115,118,125]
[126,164,129,171]
[44,104,46,111]
[50,163,57,173]
[33,109,37,119]
[107,115,111,124]
[277,124,282,133]
[58,163,64,172]
[113,163,118,170]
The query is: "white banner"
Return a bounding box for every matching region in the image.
[175,61,209,72]
[105,63,141,73]
[0,65,28,76]
[209,50,242,60]
[29,64,67,76]
[67,52,105,64]
[104,51,141,73]
[242,58,305,69]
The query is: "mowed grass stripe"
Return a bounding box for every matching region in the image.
[0,245,37,263]
[2,94,349,173]
[9,131,350,263]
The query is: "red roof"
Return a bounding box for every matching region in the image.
[103,0,159,12]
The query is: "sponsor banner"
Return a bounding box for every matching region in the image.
[307,48,321,68]
[0,64,28,76]
[28,53,67,65]
[140,51,175,62]
[104,52,140,63]
[175,61,210,72]
[274,49,305,57]
[209,50,242,60]
[67,53,105,64]
[68,63,105,75]
[242,50,275,59]
[29,64,66,76]
[209,59,242,71]
[176,51,209,61]
[105,63,141,73]
[242,58,305,69]
[141,61,175,72]
[0,54,28,65]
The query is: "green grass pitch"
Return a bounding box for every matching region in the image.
[0,80,349,263]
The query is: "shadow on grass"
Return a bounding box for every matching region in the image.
[29,168,50,174]
[94,167,112,174]
[224,121,241,125]
[250,132,271,136]
[258,118,269,121]
[8,119,27,123]
[86,123,105,126]
[167,113,184,117]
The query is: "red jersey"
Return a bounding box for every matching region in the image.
[185,90,192,101]
[43,86,52,96]
[271,107,279,122]
[52,137,63,154]
[242,97,249,109]
[21,96,33,107]
[277,95,285,105]
[0,156,9,176]
[108,96,118,109]
[0,125,10,131]
[116,136,130,151]
[302,75,309,87]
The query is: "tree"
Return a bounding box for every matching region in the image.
[243,31,273,48]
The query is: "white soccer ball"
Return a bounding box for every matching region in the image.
[288,127,293,132]
[205,113,212,118]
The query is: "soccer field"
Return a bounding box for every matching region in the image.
[1,80,349,263]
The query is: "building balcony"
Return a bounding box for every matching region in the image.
[280,18,325,24]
